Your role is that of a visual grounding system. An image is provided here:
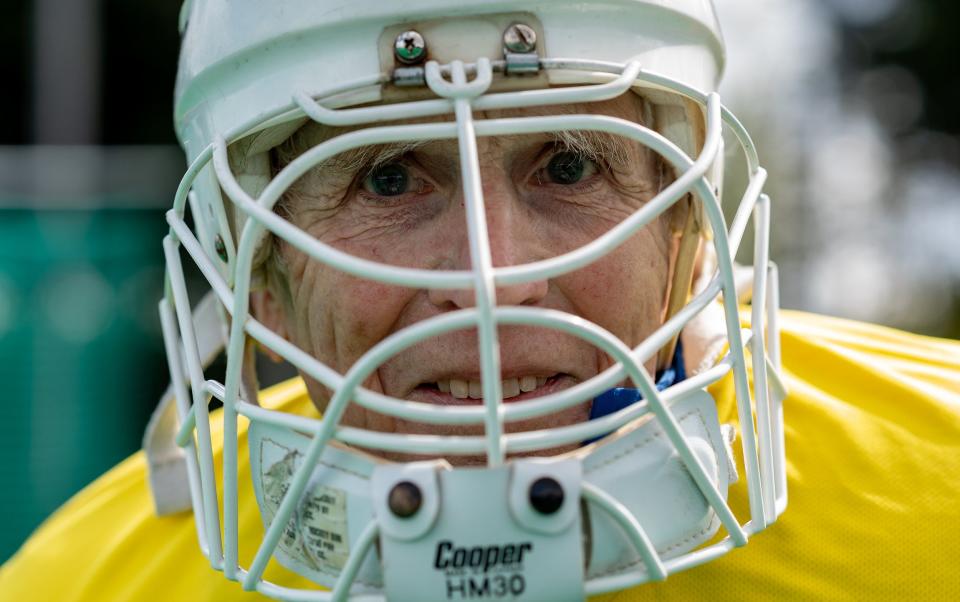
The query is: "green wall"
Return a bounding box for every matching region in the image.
[0,207,169,562]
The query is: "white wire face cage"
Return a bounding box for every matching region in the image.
[154,2,787,601]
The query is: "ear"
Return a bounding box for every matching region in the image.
[249,289,288,363]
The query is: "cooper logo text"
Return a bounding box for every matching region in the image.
[433,540,533,599]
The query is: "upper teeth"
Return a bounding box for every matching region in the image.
[437,376,549,399]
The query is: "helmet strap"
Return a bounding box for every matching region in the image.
[658,196,701,371]
[241,334,262,406]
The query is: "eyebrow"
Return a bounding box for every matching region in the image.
[549,129,633,166]
[324,130,634,173]
[301,139,430,177]
[279,116,640,183]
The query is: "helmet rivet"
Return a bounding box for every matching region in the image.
[214,235,228,262]
[388,481,422,518]
[503,23,537,54]
[529,477,564,515]
[394,30,427,65]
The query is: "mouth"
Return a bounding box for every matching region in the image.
[408,373,575,406]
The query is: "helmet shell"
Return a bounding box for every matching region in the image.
[175,0,725,162]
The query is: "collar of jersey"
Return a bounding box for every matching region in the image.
[585,340,686,443]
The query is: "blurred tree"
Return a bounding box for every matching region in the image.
[834,0,960,137]
[829,0,960,338]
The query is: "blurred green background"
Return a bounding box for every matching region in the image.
[1,0,958,563]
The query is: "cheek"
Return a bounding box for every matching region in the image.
[330,276,414,359]
[288,265,414,429]
[556,227,671,345]
[287,257,416,369]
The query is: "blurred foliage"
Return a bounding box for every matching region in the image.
[829,0,960,338]
[833,0,960,137]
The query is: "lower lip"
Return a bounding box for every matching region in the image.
[408,375,574,406]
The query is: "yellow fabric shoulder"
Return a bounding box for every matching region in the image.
[0,378,319,602]
[2,311,959,601]
[609,311,960,601]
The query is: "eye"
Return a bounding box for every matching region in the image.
[543,151,597,186]
[363,163,410,197]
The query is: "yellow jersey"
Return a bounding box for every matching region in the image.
[2,311,959,601]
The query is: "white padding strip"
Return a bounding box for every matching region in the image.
[144,291,227,515]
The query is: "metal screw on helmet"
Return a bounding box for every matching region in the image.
[394,30,426,65]
[529,477,564,515]
[214,235,228,262]
[503,23,537,54]
[388,481,423,518]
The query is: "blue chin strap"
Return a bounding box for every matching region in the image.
[585,340,686,443]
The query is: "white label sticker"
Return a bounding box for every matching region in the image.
[300,484,350,571]
[260,439,351,573]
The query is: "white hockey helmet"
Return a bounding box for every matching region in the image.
[150,1,787,600]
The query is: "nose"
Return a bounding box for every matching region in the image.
[428,176,548,310]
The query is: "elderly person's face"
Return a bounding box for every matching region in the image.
[255,94,684,457]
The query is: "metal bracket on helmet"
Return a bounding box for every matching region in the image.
[380,13,546,91]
